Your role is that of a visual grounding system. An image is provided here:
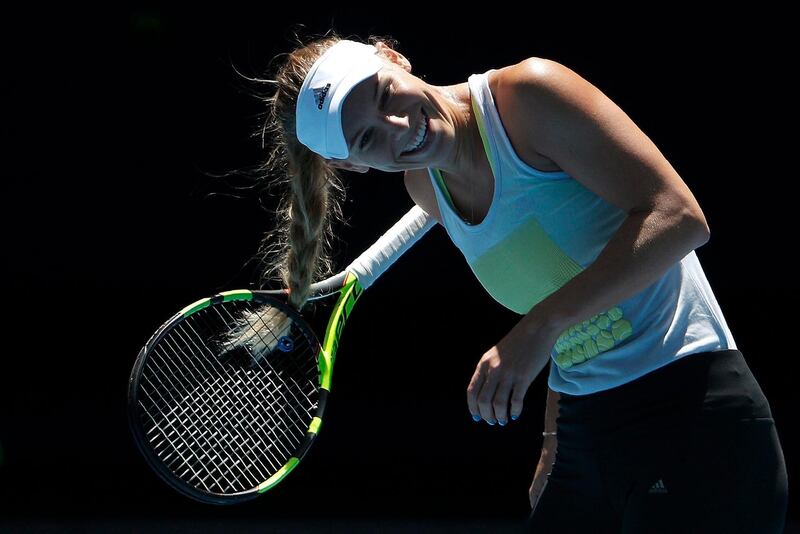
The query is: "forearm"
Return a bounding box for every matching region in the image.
[524,207,710,335]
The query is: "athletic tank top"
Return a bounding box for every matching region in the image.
[426,69,737,396]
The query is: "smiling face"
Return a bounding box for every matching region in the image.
[332,42,466,174]
[338,65,434,172]
[326,41,483,180]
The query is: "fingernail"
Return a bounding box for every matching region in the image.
[472,414,481,422]
[511,415,518,421]
[498,419,507,426]
[487,419,496,425]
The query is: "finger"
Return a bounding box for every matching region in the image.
[509,379,528,422]
[466,364,486,421]
[492,378,514,425]
[476,371,499,424]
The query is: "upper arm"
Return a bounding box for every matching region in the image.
[403,168,443,226]
[503,58,709,232]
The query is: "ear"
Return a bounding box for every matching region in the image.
[374,41,411,74]
[324,158,369,174]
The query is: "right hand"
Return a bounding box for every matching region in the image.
[529,442,557,511]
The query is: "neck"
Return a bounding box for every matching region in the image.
[429,82,487,181]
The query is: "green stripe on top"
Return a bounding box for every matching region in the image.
[469,216,584,314]
[431,167,456,215]
[430,95,497,222]
[428,72,635,373]
[470,93,498,179]
[430,83,584,312]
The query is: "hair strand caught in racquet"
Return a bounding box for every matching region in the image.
[127,206,434,504]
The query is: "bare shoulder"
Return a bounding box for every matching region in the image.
[492,56,579,104]
[493,58,707,219]
[403,168,443,226]
[489,58,576,173]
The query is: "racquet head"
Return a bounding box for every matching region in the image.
[127,206,434,504]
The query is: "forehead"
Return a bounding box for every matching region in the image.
[340,71,381,158]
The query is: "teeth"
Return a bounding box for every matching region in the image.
[402,114,427,154]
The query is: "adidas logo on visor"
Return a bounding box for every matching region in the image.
[648,479,668,494]
[313,84,331,110]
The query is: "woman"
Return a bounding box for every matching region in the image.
[251,32,788,531]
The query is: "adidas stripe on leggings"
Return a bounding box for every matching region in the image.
[526,349,788,533]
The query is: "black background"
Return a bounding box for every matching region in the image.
[2,6,796,530]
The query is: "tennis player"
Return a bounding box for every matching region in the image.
[249,32,788,532]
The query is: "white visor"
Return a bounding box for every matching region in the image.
[295,40,384,160]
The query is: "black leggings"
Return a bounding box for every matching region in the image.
[526,349,788,533]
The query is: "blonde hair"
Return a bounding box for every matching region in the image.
[238,30,401,312]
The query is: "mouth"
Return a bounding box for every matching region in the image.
[400,108,430,158]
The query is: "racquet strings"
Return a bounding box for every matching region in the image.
[135,299,319,495]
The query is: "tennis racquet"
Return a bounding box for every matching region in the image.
[127,205,434,504]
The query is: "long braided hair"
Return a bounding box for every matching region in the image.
[243,30,400,312]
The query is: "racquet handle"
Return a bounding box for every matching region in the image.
[344,205,435,289]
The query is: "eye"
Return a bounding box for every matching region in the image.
[360,84,392,150]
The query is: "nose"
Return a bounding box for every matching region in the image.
[384,113,410,129]
[382,113,411,155]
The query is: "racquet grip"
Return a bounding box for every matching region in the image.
[344,205,435,289]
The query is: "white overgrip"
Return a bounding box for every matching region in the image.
[344,205,436,289]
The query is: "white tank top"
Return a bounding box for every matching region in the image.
[426,68,737,395]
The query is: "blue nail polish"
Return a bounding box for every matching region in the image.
[472,414,481,422]
[511,415,518,421]
[498,419,507,426]
[488,419,496,425]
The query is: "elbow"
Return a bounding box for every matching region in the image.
[645,195,711,248]
[660,202,711,248]
[668,196,710,246]
[693,208,711,242]
[696,227,711,249]
[688,210,711,247]
[701,223,711,243]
